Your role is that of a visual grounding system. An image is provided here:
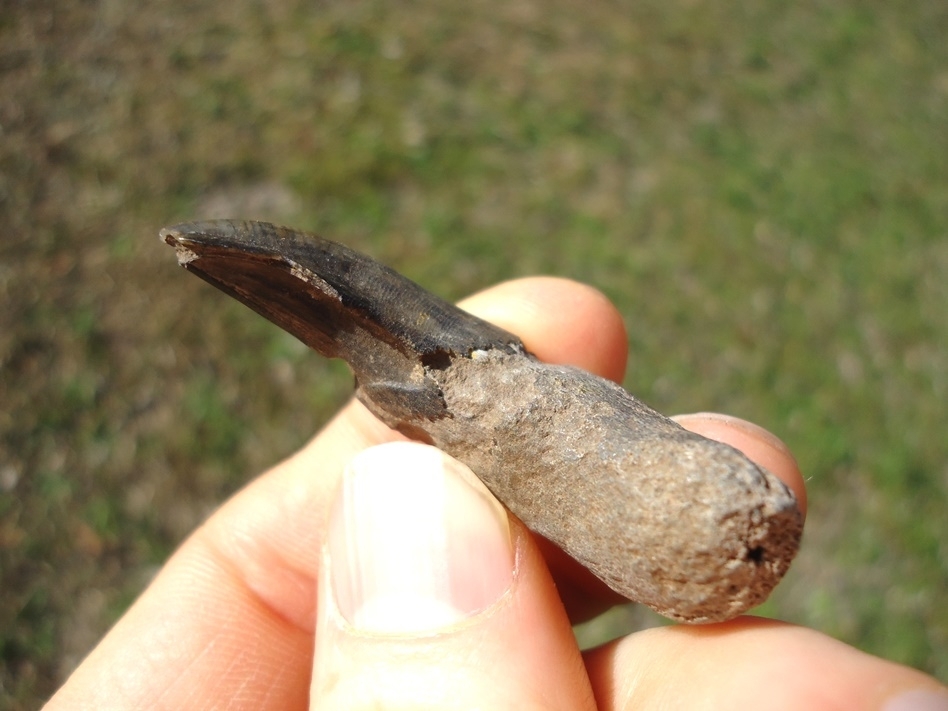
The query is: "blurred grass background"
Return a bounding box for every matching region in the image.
[1,0,946,705]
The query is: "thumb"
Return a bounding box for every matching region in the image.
[310,441,596,710]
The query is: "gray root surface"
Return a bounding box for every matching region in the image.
[358,349,803,624]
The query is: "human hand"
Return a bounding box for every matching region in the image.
[44,278,947,710]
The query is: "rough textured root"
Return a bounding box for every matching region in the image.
[361,350,803,623]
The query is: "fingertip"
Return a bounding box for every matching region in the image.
[673,412,807,518]
[459,277,629,383]
[324,442,513,635]
[311,442,597,710]
[585,618,948,711]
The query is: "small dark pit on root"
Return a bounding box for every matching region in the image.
[420,349,453,370]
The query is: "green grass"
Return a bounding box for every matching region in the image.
[2,0,946,705]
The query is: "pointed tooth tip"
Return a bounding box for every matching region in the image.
[160,226,202,265]
[160,222,214,249]
[160,220,241,246]
[159,225,187,245]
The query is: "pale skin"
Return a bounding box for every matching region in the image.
[44,277,947,710]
